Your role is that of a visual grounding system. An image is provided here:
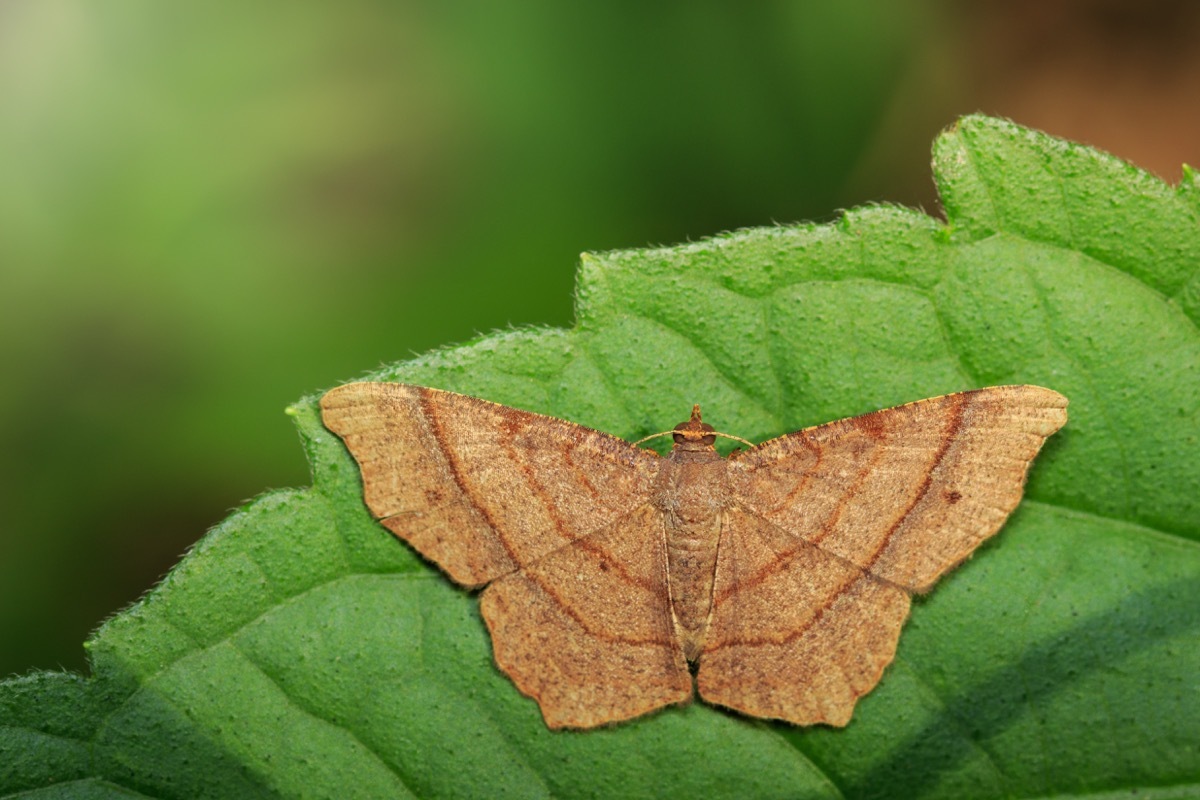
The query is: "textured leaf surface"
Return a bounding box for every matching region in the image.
[3,116,1198,799]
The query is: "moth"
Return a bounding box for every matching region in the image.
[321,382,1067,729]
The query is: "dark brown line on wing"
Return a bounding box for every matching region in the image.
[769,434,823,511]
[705,569,870,652]
[805,442,888,547]
[573,532,662,594]
[498,411,579,550]
[417,387,520,564]
[516,564,674,648]
[710,506,848,605]
[862,393,968,572]
[562,438,605,504]
[720,500,911,597]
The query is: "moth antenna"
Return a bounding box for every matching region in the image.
[632,430,755,448]
[632,430,675,447]
[713,431,755,448]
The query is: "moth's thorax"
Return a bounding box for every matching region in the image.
[659,449,727,520]
[658,451,729,661]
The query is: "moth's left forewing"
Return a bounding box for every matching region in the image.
[727,385,1067,593]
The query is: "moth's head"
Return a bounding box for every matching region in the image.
[672,404,717,450]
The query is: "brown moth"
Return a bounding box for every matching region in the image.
[320,382,1067,729]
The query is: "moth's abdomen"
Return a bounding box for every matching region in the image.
[659,457,728,662]
[665,515,722,662]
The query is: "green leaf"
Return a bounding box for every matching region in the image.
[3,115,1198,799]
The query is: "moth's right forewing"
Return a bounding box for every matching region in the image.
[321,382,662,587]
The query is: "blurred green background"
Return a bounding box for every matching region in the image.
[1,1,1197,677]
